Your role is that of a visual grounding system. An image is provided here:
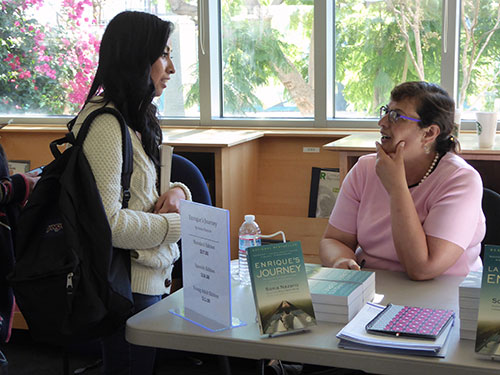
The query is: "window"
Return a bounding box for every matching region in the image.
[0,0,199,118]
[335,0,442,118]
[458,0,500,119]
[1,0,500,129]
[220,0,314,118]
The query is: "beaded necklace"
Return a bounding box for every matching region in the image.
[408,152,440,189]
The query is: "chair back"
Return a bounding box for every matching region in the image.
[481,187,500,259]
[171,154,212,206]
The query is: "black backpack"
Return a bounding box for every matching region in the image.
[8,107,134,344]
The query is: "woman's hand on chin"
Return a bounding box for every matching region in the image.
[375,141,407,194]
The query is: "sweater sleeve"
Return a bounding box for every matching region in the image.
[81,113,179,250]
[169,181,192,201]
[0,174,29,206]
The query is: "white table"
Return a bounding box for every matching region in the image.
[126,270,500,375]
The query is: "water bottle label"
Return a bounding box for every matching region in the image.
[239,235,261,250]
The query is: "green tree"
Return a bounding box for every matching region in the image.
[459,0,500,111]
[0,0,70,114]
[335,0,442,114]
[0,0,101,115]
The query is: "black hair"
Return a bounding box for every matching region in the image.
[84,11,174,165]
[390,81,458,154]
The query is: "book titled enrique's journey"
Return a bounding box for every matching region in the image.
[475,245,500,357]
[246,241,317,336]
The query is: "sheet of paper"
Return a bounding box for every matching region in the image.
[180,200,231,331]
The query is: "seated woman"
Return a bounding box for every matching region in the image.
[320,81,485,280]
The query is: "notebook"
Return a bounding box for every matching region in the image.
[365,303,455,339]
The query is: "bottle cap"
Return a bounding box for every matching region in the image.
[244,214,255,222]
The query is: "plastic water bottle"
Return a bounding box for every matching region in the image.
[238,214,261,285]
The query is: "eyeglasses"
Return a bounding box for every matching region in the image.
[379,105,421,123]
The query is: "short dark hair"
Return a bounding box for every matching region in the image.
[85,11,174,165]
[390,81,458,154]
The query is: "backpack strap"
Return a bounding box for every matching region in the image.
[73,107,133,209]
[49,132,75,159]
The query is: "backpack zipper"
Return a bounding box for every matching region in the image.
[66,272,74,295]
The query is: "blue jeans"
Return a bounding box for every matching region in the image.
[101,293,161,375]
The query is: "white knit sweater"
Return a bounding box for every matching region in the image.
[72,101,191,295]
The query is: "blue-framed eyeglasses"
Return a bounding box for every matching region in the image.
[379,105,421,123]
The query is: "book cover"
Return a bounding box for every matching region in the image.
[247,241,317,335]
[308,167,340,218]
[475,245,500,357]
[308,279,363,305]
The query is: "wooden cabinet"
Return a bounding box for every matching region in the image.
[162,129,346,261]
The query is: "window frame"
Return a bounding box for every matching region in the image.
[0,0,477,130]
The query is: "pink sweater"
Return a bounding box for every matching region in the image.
[329,153,485,276]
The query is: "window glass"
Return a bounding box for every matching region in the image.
[0,0,199,117]
[335,0,442,119]
[458,0,500,119]
[220,0,314,118]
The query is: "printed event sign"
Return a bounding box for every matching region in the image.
[178,200,232,331]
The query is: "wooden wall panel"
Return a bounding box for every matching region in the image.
[255,136,340,217]
[257,215,328,264]
[254,136,340,262]
[0,131,65,168]
[220,140,260,259]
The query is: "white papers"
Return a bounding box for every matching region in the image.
[160,145,173,195]
[180,200,231,331]
[336,303,453,353]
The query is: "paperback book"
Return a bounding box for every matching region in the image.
[475,245,500,357]
[247,241,317,336]
[306,264,375,286]
[309,279,363,305]
[459,270,482,299]
[306,264,375,303]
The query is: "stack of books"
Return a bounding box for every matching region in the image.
[458,270,481,340]
[306,264,375,324]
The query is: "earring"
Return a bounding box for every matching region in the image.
[423,144,430,154]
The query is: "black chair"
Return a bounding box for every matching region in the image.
[170,153,212,292]
[171,153,212,206]
[481,188,500,260]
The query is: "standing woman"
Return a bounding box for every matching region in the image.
[71,11,191,375]
[320,81,485,280]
